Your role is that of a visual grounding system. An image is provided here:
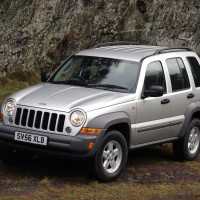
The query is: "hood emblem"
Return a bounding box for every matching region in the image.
[38,102,47,106]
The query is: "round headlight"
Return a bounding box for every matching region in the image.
[4,99,16,116]
[70,110,86,127]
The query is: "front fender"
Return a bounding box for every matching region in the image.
[86,111,131,134]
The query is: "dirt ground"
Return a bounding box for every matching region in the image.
[0,144,199,200]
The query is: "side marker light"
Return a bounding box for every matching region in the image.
[0,114,3,121]
[88,142,94,150]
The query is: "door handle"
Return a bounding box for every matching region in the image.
[187,93,195,99]
[161,99,170,104]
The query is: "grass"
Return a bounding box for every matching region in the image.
[0,70,40,104]
[0,175,199,200]
[185,161,200,175]
[7,183,200,199]
[0,145,199,200]
[0,71,200,199]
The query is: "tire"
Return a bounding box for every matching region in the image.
[0,147,33,165]
[93,130,128,182]
[173,118,200,161]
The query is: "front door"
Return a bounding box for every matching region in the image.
[133,60,172,145]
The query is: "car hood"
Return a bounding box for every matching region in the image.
[10,83,135,112]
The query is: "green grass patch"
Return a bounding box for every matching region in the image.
[0,182,200,200]
[0,70,40,104]
[185,161,200,175]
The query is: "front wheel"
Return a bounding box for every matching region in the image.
[93,130,128,182]
[173,118,200,161]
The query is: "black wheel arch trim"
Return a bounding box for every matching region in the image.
[86,112,132,146]
[178,102,198,138]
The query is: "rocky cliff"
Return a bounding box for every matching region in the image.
[0,0,200,74]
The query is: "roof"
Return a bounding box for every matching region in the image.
[76,45,167,62]
[76,45,193,62]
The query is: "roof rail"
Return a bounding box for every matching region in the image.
[154,47,192,55]
[93,41,140,48]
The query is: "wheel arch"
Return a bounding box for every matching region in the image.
[86,112,132,147]
[179,102,199,138]
[106,123,131,148]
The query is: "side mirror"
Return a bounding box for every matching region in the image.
[142,85,164,99]
[41,72,50,82]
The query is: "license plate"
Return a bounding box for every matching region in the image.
[14,132,47,146]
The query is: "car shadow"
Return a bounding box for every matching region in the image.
[127,144,175,166]
[0,144,177,184]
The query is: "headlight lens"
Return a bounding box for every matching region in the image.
[4,99,16,116]
[70,110,86,127]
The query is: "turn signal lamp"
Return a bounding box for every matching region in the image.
[80,128,102,135]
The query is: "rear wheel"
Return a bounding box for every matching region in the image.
[0,147,33,165]
[173,118,200,161]
[93,130,128,182]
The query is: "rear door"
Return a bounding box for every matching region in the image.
[186,55,200,101]
[165,56,195,135]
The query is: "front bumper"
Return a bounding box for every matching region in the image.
[0,121,105,159]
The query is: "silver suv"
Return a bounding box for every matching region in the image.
[0,42,200,182]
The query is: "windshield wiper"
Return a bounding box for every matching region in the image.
[51,81,128,90]
[88,84,128,90]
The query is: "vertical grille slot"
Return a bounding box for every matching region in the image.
[28,110,35,127]
[49,113,57,131]
[34,111,42,129]
[15,108,22,125]
[21,109,28,126]
[57,115,66,132]
[42,112,50,130]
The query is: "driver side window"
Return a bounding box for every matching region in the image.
[144,61,166,92]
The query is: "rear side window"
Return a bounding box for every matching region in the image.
[187,57,200,87]
[166,58,190,92]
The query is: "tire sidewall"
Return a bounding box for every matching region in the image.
[94,130,128,182]
[184,118,200,160]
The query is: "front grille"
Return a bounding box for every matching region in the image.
[14,107,66,133]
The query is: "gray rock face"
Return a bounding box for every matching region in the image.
[0,0,200,74]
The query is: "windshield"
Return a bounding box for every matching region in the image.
[49,56,140,92]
